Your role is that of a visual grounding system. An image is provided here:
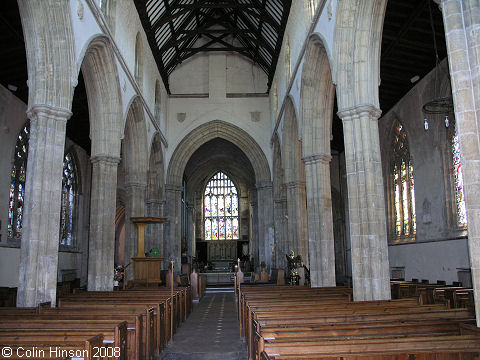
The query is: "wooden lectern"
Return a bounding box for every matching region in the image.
[131,217,166,287]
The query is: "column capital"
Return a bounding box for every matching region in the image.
[27,104,72,122]
[146,198,166,206]
[256,181,273,190]
[165,184,183,193]
[285,181,306,189]
[125,181,147,190]
[302,153,332,165]
[337,104,381,122]
[90,154,121,165]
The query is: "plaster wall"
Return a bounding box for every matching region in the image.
[0,248,20,287]
[379,62,470,282]
[388,239,469,284]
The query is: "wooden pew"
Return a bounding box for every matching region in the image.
[0,333,112,360]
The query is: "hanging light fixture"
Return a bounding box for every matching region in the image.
[422,0,453,131]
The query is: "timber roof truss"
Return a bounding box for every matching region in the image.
[134,0,291,94]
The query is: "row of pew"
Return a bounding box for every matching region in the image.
[0,286,192,359]
[238,285,480,360]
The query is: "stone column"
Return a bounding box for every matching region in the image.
[249,190,259,268]
[145,199,165,258]
[164,184,182,269]
[124,182,146,279]
[256,182,274,269]
[273,196,288,269]
[439,0,480,324]
[303,153,336,287]
[87,155,120,291]
[285,181,309,268]
[17,105,71,307]
[186,203,195,259]
[337,105,390,301]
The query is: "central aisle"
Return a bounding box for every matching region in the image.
[160,289,248,360]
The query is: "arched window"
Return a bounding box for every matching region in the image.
[204,172,239,240]
[8,121,29,242]
[450,125,467,227]
[60,152,78,247]
[134,33,143,88]
[273,81,278,117]
[391,121,416,239]
[285,36,291,83]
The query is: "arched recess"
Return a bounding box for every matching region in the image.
[146,132,165,254]
[134,33,144,89]
[81,35,123,291]
[272,133,288,269]
[333,0,387,110]
[122,96,148,273]
[300,35,336,287]
[166,120,272,269]
[282,98,309,269]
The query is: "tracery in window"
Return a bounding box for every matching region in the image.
[451,128,467,226]
[8,121,29,242]
[391,122,416,238]
[60,152,78,247]
[204,172,239,240]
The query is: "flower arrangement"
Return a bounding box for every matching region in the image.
[114,265,124,282]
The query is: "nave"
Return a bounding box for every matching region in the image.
[161,289,247,360]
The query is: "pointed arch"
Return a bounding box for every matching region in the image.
[282,98,304,183]
[167,121,270,187]
[333,0,387,110]
[148,132,165,201]
[301,35,335,158]
[81,35,123,157]
[123,96,148,184]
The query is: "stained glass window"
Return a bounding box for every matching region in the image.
[204,172,239,240]
[8,121,29,242]
[391,122,416,238]
[451,129,467,226]
[60,152,78,247]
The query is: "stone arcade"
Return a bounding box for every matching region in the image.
[0,0,479,327]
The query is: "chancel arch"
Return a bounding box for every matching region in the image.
[166,121,271,270]
[282,98,308,270]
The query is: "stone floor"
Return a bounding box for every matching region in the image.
[159,288,248,360]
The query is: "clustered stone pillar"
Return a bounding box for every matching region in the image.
[145,199,165,258]
[164,184,182,269]
[249,190,259,268]
[124,182,146,278]
[273,195,288,269]
[439,0,480,324]
[337,105,390,301]
[256,182,274,269]
[285,181,309,268]
[303,153,336,287]
[88,155,120,291]
[17,106,71,307]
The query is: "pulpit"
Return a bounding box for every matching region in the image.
[131,217,166,287]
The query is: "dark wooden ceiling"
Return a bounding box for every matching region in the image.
[133,0,292,94]
[380,0,447,113]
